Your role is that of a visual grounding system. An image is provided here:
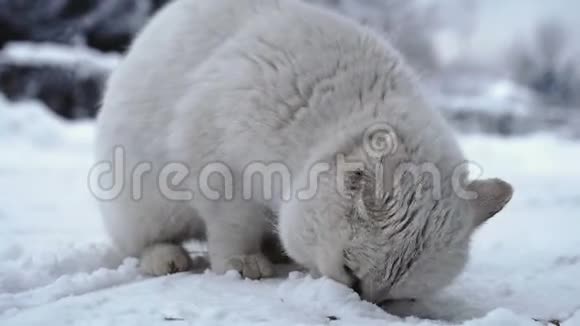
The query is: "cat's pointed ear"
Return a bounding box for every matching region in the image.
[467,178,513,227]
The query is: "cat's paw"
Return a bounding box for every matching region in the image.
[215,253,274,279]
[140,243,193,276]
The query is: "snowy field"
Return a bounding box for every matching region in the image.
[1,97,579,326]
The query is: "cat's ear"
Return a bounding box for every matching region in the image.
[467,178,513,227]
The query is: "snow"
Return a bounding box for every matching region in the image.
[0,42,121,72]
[434,77,537,117]
[1,98,579,325]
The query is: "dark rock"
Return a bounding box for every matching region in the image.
[0,0,169,53]
[0,0,165,119]
[0,61,107,119]
[83,0,153,53]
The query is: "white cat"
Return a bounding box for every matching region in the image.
[95,0,513,303]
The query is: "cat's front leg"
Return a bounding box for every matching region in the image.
[201,201,275,279]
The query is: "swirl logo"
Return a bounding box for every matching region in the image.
[363,123,398,158]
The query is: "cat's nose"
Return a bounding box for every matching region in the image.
[355,280,375,302]
[357,280,390,303]
[351,276,363,297]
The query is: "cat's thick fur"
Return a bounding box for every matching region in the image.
[96,0,513,303]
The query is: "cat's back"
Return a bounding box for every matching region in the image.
[96,0,285,158]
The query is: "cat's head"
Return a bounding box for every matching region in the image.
[278,140,513,304]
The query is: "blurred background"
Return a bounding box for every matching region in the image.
[0,0,578,136]
[1,2,580,323]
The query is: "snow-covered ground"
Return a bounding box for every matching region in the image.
[1,97,579,326]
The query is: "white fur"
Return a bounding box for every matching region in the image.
[96,0,513,302]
